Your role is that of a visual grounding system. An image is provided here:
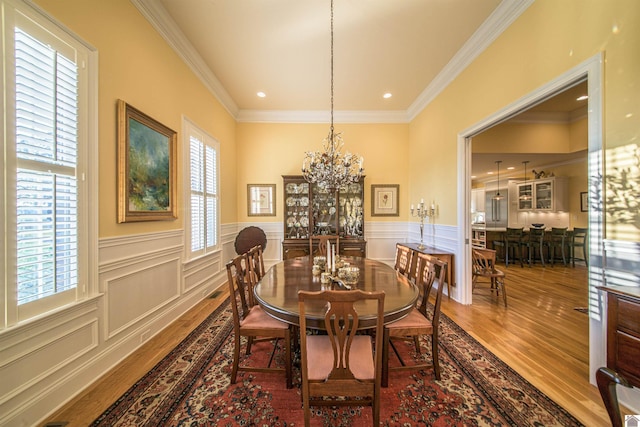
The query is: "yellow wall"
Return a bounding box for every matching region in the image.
[472,121,580,154]
[236,122,410,223]
[33,0,238,237]
[408,0,640,240]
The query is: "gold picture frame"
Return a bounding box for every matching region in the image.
[371,184,399,216]
[117,100,177,222]
[247,184,276,216]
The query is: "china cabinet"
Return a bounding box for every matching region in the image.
[282,175,367,259]
[517,177,567,211]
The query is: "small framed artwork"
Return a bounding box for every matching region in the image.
[580,191,588,212]
[371,184,399,216]
[248,184,276,216]
[117,100,177,222]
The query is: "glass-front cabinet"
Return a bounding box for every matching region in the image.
[517,183,533,210]
[534,180,553,210]
[516,177,567,211]
[282,175,366,259]
[283,178,310,239]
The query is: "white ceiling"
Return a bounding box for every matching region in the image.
[135,0,520,119]
[134,0,585,177]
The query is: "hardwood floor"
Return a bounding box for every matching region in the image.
[44,261,614,426]
[441,261,612,426]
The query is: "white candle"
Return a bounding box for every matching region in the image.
[411,204,414,211]
[421,198,424,204]
[332,245,336,272]
[431,203,435,210]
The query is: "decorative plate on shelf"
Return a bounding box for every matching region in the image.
[287,216,295,227]
[286,183,296,193]
[300,216,309,227]
[300,197,309,206]
[329,206,336,215]
[349,183,361,193]
[339,197,346,206]
[286,197,296,206]
[352,197,362,207]
[300,183,309,193]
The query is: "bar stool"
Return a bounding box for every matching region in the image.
[569,227,588,267]
[522,227,545,267]
[504,227,524,267]
[544,227,568,266]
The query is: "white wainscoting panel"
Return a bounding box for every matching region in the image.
[0,298,100,427]
[106,257,181,338]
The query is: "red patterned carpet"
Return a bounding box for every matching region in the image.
[91,299,584,426]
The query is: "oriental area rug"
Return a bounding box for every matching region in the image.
[91,299,584,426]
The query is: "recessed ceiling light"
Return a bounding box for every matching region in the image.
[487,171,494,175]
[257,91,266,98]
[507,166,515,170]
[383,92,392,99]
[576,95,588,101]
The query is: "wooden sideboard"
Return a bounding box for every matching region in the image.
[598,286,640,388]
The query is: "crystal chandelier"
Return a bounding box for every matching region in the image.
[301,0,363,192]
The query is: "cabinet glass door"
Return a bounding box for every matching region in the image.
[518,183,533,210]
[338,182,364,238]
[284,179,310,238]
[311,185,337,235]
[534,180,553,210]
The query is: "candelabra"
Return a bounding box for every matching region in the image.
[410,200,435,249]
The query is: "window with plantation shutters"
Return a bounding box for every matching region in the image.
[2,1,97,325]
[14,28,79,305]
[185,119,219,258]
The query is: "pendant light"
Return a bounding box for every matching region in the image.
[492,160,504,200]
[520,160,531,201]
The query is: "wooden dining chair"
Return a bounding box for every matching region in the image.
[382,253,447,387]
[309,234,339,257]
[298,289,385,427]
[596,367,632,427]
[246,244,266,285]
[471,248,507,307]
[226,254,293,388]
[393,243,414,279]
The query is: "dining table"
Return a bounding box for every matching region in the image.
[253,256,419,330]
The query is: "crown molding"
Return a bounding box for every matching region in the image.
[406,0,534,121]
[131,0,239,118]
[133,0,532,124]
[237,109,410,124]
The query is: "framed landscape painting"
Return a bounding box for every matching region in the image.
[117,100,177,222]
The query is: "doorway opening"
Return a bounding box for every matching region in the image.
[456,53,604,382]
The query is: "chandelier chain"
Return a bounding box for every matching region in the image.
[301,0,363,192]
[330,0,334,134]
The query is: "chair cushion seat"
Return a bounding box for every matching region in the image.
[240,305,289,330]
[305,335,374,381]
[386,308,433,331]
